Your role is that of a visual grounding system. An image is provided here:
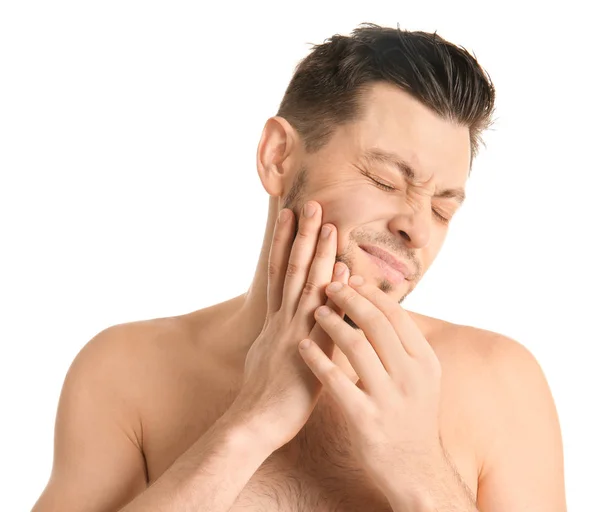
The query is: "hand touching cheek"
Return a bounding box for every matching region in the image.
[298,275,447,497]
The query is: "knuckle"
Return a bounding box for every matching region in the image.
[267,262,279,280]
[313,243,330,260]
[301,280,320,297]
[347,335,364,354]
[286,261,302,277]
[271,230,288,247]
[295,226,312,241]
[341,290,358,307]
[361,401,378,422]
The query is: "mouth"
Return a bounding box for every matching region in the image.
[359,244,412,284]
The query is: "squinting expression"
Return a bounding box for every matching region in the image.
[286,82,471,310]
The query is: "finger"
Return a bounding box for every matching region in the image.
[327,262,348,317]
[314,304,391,394]
[348,276,436,361]
[324,280,410,379]
[267,208,296,313]
[293,224,339,330]
[281,201,323,315]
[306,262,349,355]
[298,337,364,411]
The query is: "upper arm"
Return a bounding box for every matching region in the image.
[476,336,566,512]
[33,325,148,512]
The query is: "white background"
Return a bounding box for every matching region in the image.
[1,1,598,510]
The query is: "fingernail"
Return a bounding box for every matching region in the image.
[321,225,332,239]
[327,281,343,292]
[316,305,331,316]
[299,338,312,350]
[349,275,364,286]
[334,262,345,276]
[278,209,290,223]
[304,203,316,217]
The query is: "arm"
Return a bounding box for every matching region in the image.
[475,336,567,511]
[119,416,270,512]
[31,325,272,512]
[33,203,344,512]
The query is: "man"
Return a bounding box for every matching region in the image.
[32,24,566,511]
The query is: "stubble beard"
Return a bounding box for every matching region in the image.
[282,165,412,331]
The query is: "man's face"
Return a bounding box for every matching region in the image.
[284,82,471,308]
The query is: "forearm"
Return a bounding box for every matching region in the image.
[383,453,479,512]
[119,415,272,512]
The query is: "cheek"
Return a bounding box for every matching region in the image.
[317,188,387,255]
[318,186,384,225]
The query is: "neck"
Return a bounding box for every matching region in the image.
[224,196,358,381]
[227,195,281,350]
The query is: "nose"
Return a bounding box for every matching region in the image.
[388,198,432,249]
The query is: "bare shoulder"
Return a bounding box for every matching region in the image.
[33,314,208,511]
[411,311,564,507]
[74,315,199,385]
[63,314,202,434]
[83,310,243,483]
[76,311,222,412]
[449,323,563,482]
[409,310,544,376]
[442,317,550,394]
[415,311,554,415]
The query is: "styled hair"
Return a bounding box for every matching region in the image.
[277,23,496,167]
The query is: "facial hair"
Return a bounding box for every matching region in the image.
[281,164,413,330]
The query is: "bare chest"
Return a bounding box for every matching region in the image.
[231,392,398,512]
[144,385,478,512]
[236,393,477,511]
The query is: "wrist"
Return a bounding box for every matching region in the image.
[380,453,476,512]
[374,449,447,511]
[217,408,279,459]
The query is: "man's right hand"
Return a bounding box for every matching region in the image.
[31,201,349,512]
[226,201,348,452]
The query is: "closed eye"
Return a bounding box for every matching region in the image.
[367,175,450,225]
[369,177,395,192]
[432,210,450,224]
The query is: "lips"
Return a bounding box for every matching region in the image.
[359,244,412,281]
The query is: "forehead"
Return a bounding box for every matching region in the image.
[336,82,471,186]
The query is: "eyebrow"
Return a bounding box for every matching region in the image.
[362,148,466,205]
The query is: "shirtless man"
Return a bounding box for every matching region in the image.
[32,24,566,511]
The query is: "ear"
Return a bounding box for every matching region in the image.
[256,116,301,197]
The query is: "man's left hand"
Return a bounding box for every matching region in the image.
[298,273,449,498]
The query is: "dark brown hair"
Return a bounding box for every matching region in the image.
[277,23,496,167]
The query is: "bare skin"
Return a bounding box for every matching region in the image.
[32,84,566,511]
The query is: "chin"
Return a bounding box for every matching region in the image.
[336,248,413,302]
[341,277,411,330]
[361,268,408,293]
